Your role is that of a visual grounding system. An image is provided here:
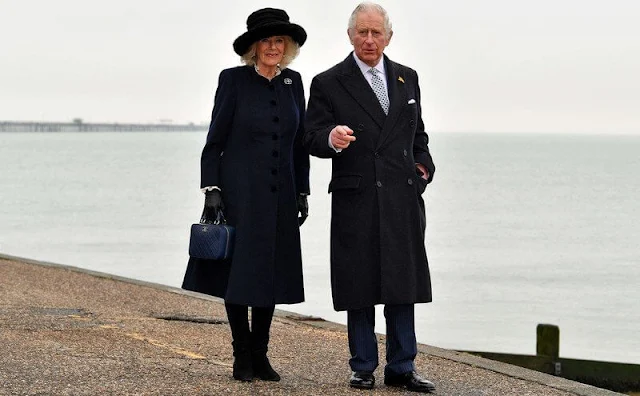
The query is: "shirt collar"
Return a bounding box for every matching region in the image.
[352,52,385,76]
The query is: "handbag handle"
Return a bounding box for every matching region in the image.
[214,209,227,225]
[200,208,227,225]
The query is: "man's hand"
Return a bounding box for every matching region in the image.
[330,125,356,150]
[416,163,429,180]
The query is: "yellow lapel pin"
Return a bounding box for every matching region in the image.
[398,76,405,83]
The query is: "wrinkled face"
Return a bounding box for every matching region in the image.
[256,36,285,69]
[349,10,392,67]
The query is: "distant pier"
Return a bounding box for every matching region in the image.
[0,121,206,132]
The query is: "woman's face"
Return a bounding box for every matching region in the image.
[256,36,285,69]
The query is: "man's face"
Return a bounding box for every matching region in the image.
[349,10,392,67]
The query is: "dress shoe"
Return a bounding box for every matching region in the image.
[349,371,375,390]
[384,370,436,393]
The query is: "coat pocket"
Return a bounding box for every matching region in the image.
[328,174,362,193]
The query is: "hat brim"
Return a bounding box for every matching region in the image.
[233,23,307,56]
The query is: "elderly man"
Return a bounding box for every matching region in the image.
[304,2,436,393]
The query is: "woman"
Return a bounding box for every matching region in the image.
[182,8,309,382]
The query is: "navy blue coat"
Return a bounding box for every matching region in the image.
[304,54,435,311]
[183,65,309,307]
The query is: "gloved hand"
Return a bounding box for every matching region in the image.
[297,194,309,226]
[202,189,224,224]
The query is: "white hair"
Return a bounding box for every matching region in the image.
[347,2,393,40]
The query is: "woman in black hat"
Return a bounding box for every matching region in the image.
[182,8,309,382]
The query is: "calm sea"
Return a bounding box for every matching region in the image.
[1,131,638,364]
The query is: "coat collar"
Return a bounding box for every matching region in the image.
[337,53,387,128]
[337,53,407,147]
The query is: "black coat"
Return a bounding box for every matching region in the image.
[182,66,310,307]
[304,54,435,311]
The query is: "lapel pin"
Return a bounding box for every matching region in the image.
[398,76,405,83]
[284,78,292,85]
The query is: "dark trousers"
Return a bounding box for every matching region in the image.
[347,304,417,376]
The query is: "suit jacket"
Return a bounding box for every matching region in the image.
[304,53,435,311]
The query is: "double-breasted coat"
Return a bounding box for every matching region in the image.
[304,54,435,311]
[182,65,310,307]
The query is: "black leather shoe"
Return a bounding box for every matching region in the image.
[349,371,375,390]
[384,371,435,393]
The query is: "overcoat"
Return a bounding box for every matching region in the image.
[182,65,310,307]
[304,54,435,311]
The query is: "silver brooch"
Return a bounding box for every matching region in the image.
[284,78,292,85]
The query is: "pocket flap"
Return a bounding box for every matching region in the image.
[328,175,362,193]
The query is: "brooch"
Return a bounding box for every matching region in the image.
[284,78,292,85]
[398,76,405,83]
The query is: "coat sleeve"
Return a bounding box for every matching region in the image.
[292,71,310,195]
[411,70,436,183]
[303,75,340,159]
[200,69,236,189]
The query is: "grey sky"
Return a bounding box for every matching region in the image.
[2,0,639,133]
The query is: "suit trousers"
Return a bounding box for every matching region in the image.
[347,304,417,375]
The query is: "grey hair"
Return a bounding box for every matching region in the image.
[348,2,393,39]
[240,36,300,69]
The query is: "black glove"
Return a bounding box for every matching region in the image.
[297,194,309,226]
[202,189,224,224]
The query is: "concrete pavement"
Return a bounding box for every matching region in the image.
[0,255,623,395]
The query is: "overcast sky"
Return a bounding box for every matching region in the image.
[2,0,639,133]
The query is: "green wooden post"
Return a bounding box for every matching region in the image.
[536,324,560,358]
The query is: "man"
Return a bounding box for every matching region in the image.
[304,2,436,393]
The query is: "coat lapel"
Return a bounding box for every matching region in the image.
[377,57,407,149]
[337,54,387,129]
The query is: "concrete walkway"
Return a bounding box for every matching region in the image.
[0,255,622,395]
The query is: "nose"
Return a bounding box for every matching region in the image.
[365,32,374,43]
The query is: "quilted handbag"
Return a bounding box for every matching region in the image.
[188,210,235,260]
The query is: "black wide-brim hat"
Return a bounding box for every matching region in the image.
[233,8,307,56]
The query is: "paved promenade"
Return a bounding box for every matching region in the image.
[0,255,622,395]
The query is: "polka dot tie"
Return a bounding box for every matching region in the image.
[369,67,389,115]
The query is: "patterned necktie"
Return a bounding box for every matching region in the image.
[369,67,389,115]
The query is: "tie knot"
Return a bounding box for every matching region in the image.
[369,67,378,75]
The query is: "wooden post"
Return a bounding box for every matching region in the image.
[536,324,560,358]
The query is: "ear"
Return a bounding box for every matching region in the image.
[387,30,393,44]
[347,28,354,45]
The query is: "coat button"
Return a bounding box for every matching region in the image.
[270,100,277,106]
[374,152,380,158]
[273,116,279,123]
[271,168,278,175]
[272,150,279,158]
[376,181,382,187]
[272,134,278,140]
[408,178,414,185]
[410,120,415,127]
[270,185,278,192]
[357,123,364,131]
[268,84,275,91]
[403,149,408,156]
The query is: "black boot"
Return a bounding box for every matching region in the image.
[231,341,253,382]
[251,306,280,381]
[225,303,253,382]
